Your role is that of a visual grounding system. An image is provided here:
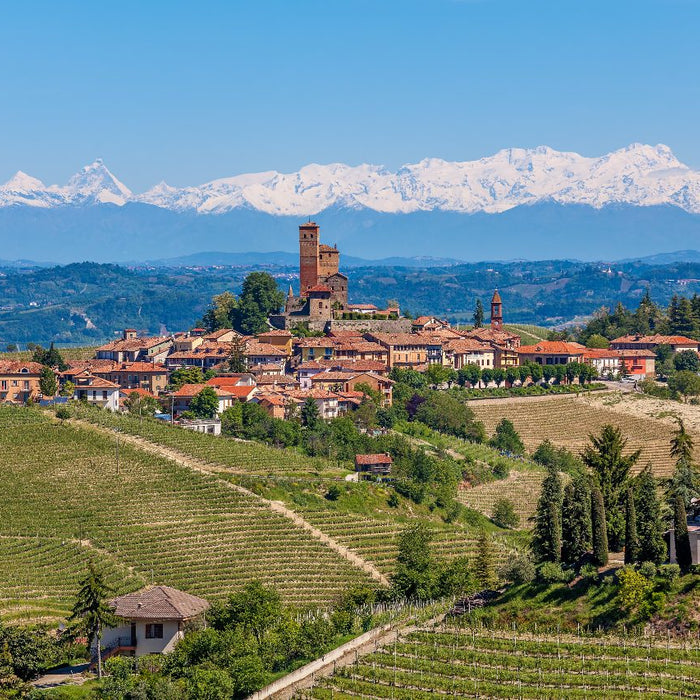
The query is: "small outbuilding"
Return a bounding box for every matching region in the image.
[100,585,209,660]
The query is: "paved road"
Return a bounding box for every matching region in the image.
[31,663,90,689]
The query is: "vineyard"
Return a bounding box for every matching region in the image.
[0,407,374,622]
[504,324,550,345]
[304,625,700,698]
[470,395,689,477]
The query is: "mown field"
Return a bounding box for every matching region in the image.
[470,395,690,477]
[0,407,374,622]
[305,625,700,699]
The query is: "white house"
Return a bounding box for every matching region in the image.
[72,372,121,411]
[99,585,209,660]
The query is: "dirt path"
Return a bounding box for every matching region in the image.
[70,418,390,587]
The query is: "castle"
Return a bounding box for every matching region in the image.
[298,221,348,307]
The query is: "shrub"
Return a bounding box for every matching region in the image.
[580,563,598,580]
[499,555,535,584]
[638,561,657,580]
[55,407,71,420]
[657,564,681,588]
[492,460,510,480]
[538,562,574,584]
[491,498,519,529]
[387,492,399,508]
[325,484,342,501]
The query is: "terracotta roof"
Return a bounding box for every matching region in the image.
[366,333,430,346]
[111,362,168,373]
[584,348,656,359]
[317,359,388,372]
[203,328,241,341]
[355,453,393,465]
[257,330,293,338]
[96,336,171,352]
[0,360,44,375]
[172,383,232,398]
[327,330,363,338]
[311,372,352,382]
[446,338,494,353]
[110,585,209,621]
[244,341,287,357]
[205,374,249,387]
[491,289,502,303]
[318,244,338,253]
[305,285,332,293]
[295,337,337,348]
[611,334,699,346]
[74,374,121,389]
[347,303,379,310]
[66,359,119,373]
[462,327,520,342]
[518,341,586,355]
[296,361,326,371]
[121,388,157,399]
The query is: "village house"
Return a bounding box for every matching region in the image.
[517,341,586,366]
[96,329,173,364]
[165,341,231,371]
[100,586,208,660]
[243,340,288,373]
[0,360,44,403]
[203,328,241,343]
[170,383,236,416]
[354,453,393,479]
[364,333,429,370]
[72,372,121,411]
[411,316,452,333]
[206,374,258,402]
[610,334,700,354]
[309,370,394,406]
[444,337,496,369]
[99,361,170,395]
[256,329,294,356]
[584,348,656,379]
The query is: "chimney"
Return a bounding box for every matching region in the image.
[124,328,137,340]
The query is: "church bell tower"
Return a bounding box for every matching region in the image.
[491,289,503,330]
[299,222,320,294]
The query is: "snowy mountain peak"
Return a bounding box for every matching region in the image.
[1,144,699,215]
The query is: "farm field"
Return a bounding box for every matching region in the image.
[458,468,545,525]
[470,395,690,477]
[2,346,98,362]
[504,323,550,345]
[305,625,700,699]
[0,407,374,622]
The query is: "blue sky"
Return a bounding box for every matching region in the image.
[1,0,698,190]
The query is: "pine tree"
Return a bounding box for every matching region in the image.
[70,564,118,679]
[301,397,321,428]
[635,467,667,565]
[591,487,608,566]
[561,475,592,564]
[473,299,484,328]
[673,494,692,572]
[474,529,495,589]
[624,488,639,565]
[581,424,640,551]
[531,467,563,563]
[667,419,699,508]
[39,365,57,397]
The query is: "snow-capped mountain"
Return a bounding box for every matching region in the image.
[2,144,700,215]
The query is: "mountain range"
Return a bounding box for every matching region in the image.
[1,144,700,262]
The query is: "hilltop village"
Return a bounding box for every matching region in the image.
[2,222,699,423]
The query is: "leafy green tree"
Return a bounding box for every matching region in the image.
[232,272,285,335]
[586,334,610,349]
[492,368,506,387]
[480,368,494,385]
[60,379,75,398]
[39,365,57,397]
[492,498,519,529]
[32,342,67,371]
[425,363,455,387]
[474,529,496,588]
[228,335,248,373]
[301,397,321,428]
[437,556,476,597]
[200,290,238,332]
[218,581,283,648]
[189,386,219,419]
[69,563,118,679]
[414,392,485,442]
[561,475,592,564]
[591,487,609,566]
[624,488,639,565]
[528,362,543,383]
[124,391,160,417]
[673,494,692,572]
[391,524,435,599]
[634,467,666,565]
[617,566,653,612]
[531,467,563,564]
[505,366,519,386]
[457,363,481,388]
[473,299,485,328]
[581,424,640,551]
[668,370,700,400]
[169,366,207,390]
[674,350,700,372]
[667,418,699,507]
[489,418,524,454]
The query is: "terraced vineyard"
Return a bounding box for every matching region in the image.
[0,407,373,621]
[70,403,342,477]
[505,323,550,345]
[458,468,546,525]
[306,626,700,698]
[471,395,687,477]
[298,508,520,575]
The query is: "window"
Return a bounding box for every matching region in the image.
[145,623,164,639]
[23,381,30,390]
[1,381,6,390]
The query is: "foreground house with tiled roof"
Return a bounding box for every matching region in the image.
[610,334,700,354]
[100,585,209,660]
[96,329,172,364]
[72,372,121,411]
[517,341,586,366]
[584,347,656,378]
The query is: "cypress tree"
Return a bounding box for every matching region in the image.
[474,529,495,589]
[531,467,563,563]
[561,474,592,564]
[624,487,639,565]
[591,487,608,566]
[673,494,692,572]
[635,467,667,565]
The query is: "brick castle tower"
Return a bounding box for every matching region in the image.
[490,289,503,330]
[299,222,320,294]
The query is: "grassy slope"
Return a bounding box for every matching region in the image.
[1,346,98,362]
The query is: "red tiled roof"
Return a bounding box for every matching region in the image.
[518,341,586,355]
[96,336,171,352]
[305,285,332,293]
[257,329,293,338]
[244,341,287,357]
[355,453,393,465]
[366,333,430,346]
[111,362,168,373]
[445,338,494,353]
[172,383,232,398]
[491,289,502,303]
[205,375,248,387]
[0,360,45,375]
[121,388,157,399]
[611,334,699,346]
